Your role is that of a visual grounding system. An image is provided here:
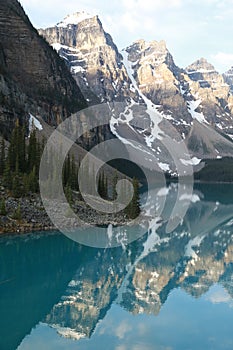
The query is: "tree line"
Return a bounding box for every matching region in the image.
[0,122,140,220]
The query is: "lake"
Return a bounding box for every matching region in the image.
[1,183,233,350]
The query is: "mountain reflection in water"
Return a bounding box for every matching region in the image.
[1,183,233,349]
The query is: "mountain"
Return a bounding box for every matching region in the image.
[0,1,86,139]
[39,13,233,178]
[224,66,233,93]
[38,12,139,106]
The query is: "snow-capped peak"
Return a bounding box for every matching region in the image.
[56,12,94,28]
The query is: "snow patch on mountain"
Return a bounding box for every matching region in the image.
[51,324,86,340]
[185,235,205,260]
[121,50,163,146]
[180,193,200,203]
[187,69,215,75]
[180,157,201,166]
[187,99,207,123]
[57,12,94,27]
[29,114,43,133]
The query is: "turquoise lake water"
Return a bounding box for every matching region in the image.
[1,183,233,350]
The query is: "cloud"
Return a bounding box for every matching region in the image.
[114,321,132,340]
[121,0,181,11]
[211,52,233,71]
[206,288,233,305]
[115,346,127,350]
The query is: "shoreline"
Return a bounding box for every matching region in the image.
[1,181,233,235]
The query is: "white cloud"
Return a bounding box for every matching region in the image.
[115,346,127,350]
[115,321,132,339]
[206,287,233,305]
[211,52,233,71]
[121,0,181,11]
[120,12,141,33]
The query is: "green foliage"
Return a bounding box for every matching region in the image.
[0,138,5,176]
[0,122,42,196]
[0,122,141,224]
[112,171,118,201]
[0,199,7,216]
[3,160,12,190]
[65,185,73,205]
[8,120,26,173]
[28,129,39,173]
[98,171,108,199]
[125,177,140,219]
[27,167,38,193]
[12,174,22,198]
[12,204,22,221]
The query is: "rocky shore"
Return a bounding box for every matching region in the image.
[0,190,130,234]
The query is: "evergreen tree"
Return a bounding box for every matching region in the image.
[3,159,12,190]
[28,166,38,193]
[63,153,71,187]
[131,177,140,217]
[7,121,26,173]
[125,177,140,219]
[70,155,77,190]
[98,171,108,199]
[103,173,108,199]
[0,199,7,216]
[12,174,22,198]
[65,185,73,205]
[98,172,103,197]
[112,171,118,201]
[0,138,5,175]
[28,129,38,173]
[12,204,22,221]
[18,125,26,172]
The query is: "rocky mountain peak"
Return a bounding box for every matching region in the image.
[38,10,233,166]
[185,57,229,100]
[40,14,109,50]
[56,12,95,28]
[126,39,171,67]
[39,15,138,105]
[186,57,216,75]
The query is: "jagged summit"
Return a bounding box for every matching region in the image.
[125,38,175,71]
[56,12,95,27]
[128,39,167,50]
[39,15,137,106]
[225,66,233,76]
[186,57,216,74]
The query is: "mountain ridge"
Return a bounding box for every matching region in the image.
[38,12,233,176]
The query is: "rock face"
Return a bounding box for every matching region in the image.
[124,40,193,138]
[184,58,232,133]
[39,13,233,174]
[39,13,139,106]
[125,43,233,137]
[0,1,86,139]
[224,66,233,93]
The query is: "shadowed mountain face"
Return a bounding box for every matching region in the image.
[0,1,86,139]
[1,184,233,346]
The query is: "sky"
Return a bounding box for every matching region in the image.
[20,0,233,73]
